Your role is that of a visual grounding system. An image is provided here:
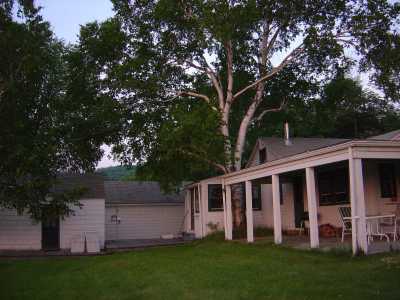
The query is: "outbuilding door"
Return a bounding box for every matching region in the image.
[42,216,60,250]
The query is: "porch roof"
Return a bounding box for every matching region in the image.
[190,140,400,187]
[224,140,400,185]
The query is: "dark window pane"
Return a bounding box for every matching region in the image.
[259,148,267,164]
[194,187,200,213]
[318,168,349,206]
[379,163,397,198]
[252,184,262,210]
[208,184,223,211]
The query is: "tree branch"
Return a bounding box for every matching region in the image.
[174,91,210,103]
[264,27,281,62]
[233,44,304,99]
[225,40,234,104]
[253,98,287,123]
[185,58,224,109]
[177,148,228,174]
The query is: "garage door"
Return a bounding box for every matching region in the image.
[105,205,184,240]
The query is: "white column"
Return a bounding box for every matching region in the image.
[306,167,319,248]
[349,156,368,254]
[185,190,190,232]
[225,184,233,240]
[197,184,203,238]
[245,181,254,243]
[272,174,282,244]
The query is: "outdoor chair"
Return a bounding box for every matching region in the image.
[298,211,309,236]
[338,206,352,242]
[379,216,397,241]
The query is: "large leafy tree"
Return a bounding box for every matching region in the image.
[242,75,400,165]
[0,1,123,219]
[105,0,399,188]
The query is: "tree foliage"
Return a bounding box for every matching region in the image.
[0,1,123,219]
[243,75,400,165]
[91,0,399,188]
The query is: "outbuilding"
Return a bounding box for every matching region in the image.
[0,174,105,251]
[105,181,184,241]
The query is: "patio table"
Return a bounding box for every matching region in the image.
[365,214,396,243]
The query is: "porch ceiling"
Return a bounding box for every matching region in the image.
[224,140,400,185]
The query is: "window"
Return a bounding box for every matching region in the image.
[208,184,223,211]
[259,148,267,164]
[252,183,262,210]
[318,168,349,206]
[194,187,200,213]
[379,163,397,198]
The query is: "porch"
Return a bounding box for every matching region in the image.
[255,235,400,254]
[222,140,400,255]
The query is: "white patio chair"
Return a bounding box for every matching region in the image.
[366,217,390,244]
[378,216,397,242]
[338,207,352,242]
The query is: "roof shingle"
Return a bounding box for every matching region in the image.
[258,137,350,162]
[104,181,183,205]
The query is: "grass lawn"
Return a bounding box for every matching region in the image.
[1,236,400,300]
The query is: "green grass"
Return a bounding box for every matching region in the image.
[1,236,400,300]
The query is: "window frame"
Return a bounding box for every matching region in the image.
[193,187,200,213]
[208,184,223,212]
[317,167,350,206]
[251,183,262,211]
[379,163,397,198]
[259,148,267,164]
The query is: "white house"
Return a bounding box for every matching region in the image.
[184,129,400,255]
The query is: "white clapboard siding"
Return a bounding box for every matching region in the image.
[253,183,295,230]
[0,209,41,250]
[106,204,184,240]
[60,199,105,249]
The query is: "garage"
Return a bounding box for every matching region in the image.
[105,181,184,241]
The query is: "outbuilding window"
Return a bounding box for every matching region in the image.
[379,163,397,198]
[208,184,223,211]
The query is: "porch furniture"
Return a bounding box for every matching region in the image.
[299,212,309,236]
[366,214,396,243]
[338,206,352,242]
[385,202,400,240]
[378,216,397,241]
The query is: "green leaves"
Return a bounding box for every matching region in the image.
[0,2,123,220]
[135,100,225,191]
[98,1,399,188]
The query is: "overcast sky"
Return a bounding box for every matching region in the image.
[37,0,119,168]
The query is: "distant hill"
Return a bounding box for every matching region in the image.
[96,165,136,181]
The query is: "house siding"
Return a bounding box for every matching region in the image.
[199,179,225,237]
[105,204,184,240]
[253,183,295,229]
[0,198,105,251]
[0,209,41,250]
[60,199,105,249]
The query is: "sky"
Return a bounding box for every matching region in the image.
[37,0,119,168]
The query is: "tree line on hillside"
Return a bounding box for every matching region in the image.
[1,0,399,219]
